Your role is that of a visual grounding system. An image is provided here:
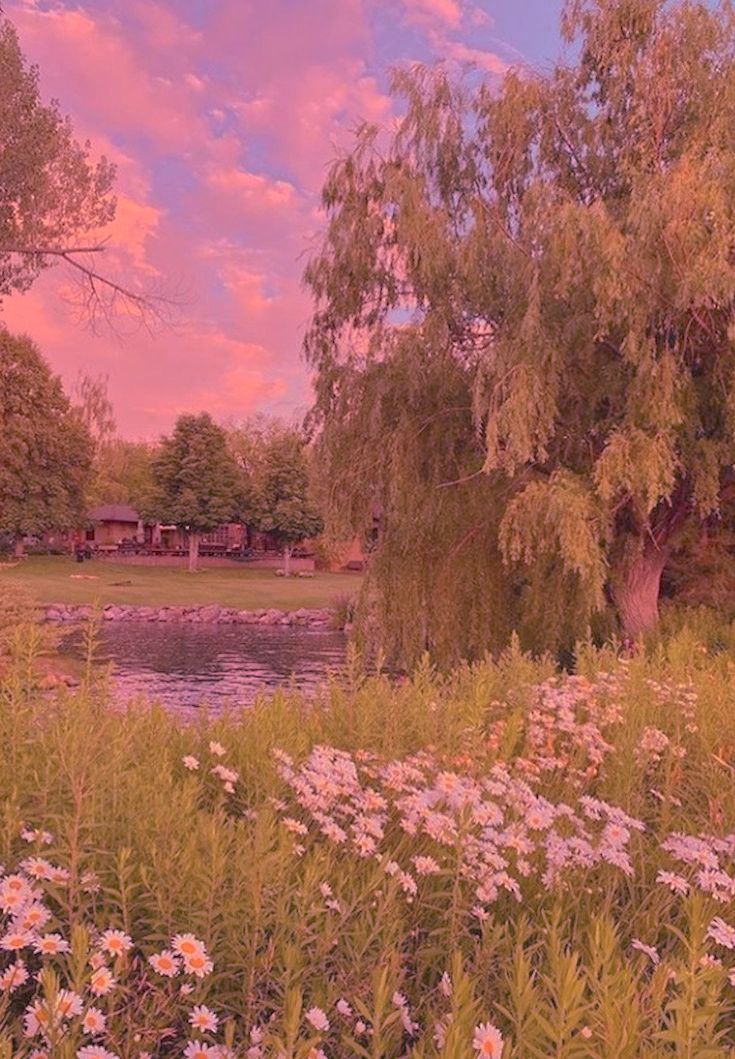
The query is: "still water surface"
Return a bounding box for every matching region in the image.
[61,620,348,715]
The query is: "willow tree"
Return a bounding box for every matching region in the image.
[305,0,735,653]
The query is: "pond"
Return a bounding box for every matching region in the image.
[60,620,348,716]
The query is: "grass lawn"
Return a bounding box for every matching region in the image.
[0,555,362,609]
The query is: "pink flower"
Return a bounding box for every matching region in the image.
[472,1021,504,1056]
[189,1004,218,1033]
[306,1006,330,1032]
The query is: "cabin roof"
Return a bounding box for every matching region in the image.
[88,504,140,523]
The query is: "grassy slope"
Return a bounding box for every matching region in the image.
[0,556,361,609]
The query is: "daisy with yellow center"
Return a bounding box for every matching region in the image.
[172,933,205,958]
[99,929,133,957]
[183,951,214,978]
[82,1006,107,1035]
[34,933,70,955]
[89,967,116,996]
[1,929,32,951]
[472,1022,504,1057]
[0,959,28,990]
[149,950,181,977]
[189,1004,218,1033]
[56,989,83,1018]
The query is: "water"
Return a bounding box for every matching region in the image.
[60,620,348,716]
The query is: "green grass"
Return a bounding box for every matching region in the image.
[0,555,361,610]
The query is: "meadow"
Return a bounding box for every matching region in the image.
[0,558,360,611]
[2,612,735,1056]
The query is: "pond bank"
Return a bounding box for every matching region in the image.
[42,602,337,628]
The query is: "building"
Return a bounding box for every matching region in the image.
[85,504,144,548]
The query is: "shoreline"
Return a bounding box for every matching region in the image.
[41,602,337,628]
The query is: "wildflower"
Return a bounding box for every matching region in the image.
[306,1006,330,1032]
[355,1020,367,1035]
[209,741,226,757]
[172,933,206,958]
[23,857,54,880]
[183,755,200,770]
[0,959,28,990]
[99,929,133,957]
[472,1022,504,1057]
[149,950,181,977]
[631,939,660,964]
[189,1004,218,1033]
[336,998,353,1017]
[412,855,441,875]
[707,917,735,949]
[1,928,33,951]
[89,966,116,996]
[581,1026,593,1039]
[81,872,101,893]
[82,1007,107,1035]
[183,1044,218,1059]
[180,982,195,995]
[184,951,214,978]
[34,932,70,955]
[656,870,690,896]
[57,989,84,1018]
[212,764,239,785]
[439,971,453,997]
[24,999,52,1038]
[19,903,51,931]
[76,1049,120,1059]
[89,952,107,970]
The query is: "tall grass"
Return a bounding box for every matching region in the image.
[2,622,735,1055]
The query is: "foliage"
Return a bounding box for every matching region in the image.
[253,431,323,551]
[0,15,115,299]
[144,413,243,537]
[228,419,323,560]
[88,439,155,510]
[3,622,735,1053]
[0,331,93,544]
[305,0,735,650]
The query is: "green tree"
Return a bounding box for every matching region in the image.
[305,0,735,650]
[90,439,155,509]
[0,330,93,555]
[145,413,242,572]
[0,13,161,324]
[252,430,323,575]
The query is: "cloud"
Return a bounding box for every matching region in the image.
[1,0,521,437]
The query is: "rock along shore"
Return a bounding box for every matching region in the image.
[42,603,335,629]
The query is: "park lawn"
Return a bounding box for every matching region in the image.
[0,555,361,609]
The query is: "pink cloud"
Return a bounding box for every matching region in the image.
[1,0,520,438]
[401,0,463,29]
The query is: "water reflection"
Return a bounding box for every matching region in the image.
[61,621,347,715]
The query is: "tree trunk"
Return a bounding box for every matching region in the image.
[612,544,667,640]
[283,544,292,577]
[188,531,200,573]
[13,535,25,558]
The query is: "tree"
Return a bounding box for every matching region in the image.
[145,413,242,572]
[0,330,93,554]
[0,14,165,326]
[305,0,735,651]
[89,438,155,509]
[252,430,323,575]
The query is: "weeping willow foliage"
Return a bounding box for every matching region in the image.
[305,0,735,658]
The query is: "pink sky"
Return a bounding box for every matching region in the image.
[2,0,559,437]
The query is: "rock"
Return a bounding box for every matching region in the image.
[197,604,222,623]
